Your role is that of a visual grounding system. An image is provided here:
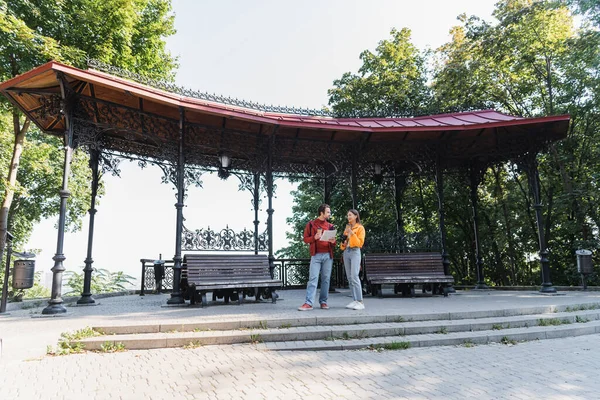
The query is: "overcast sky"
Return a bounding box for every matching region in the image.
[26,0,497,287]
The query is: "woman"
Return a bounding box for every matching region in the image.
[341,209,366,310]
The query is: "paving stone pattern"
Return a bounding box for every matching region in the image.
[1,333,599,399]
[2,290,600,399]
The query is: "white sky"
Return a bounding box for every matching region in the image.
[26,0,497,288]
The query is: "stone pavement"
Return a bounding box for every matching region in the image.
[2,289,600,361]
[1,331,599,399]
[2,289,600,399]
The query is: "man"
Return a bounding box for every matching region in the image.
[298,204,336,311]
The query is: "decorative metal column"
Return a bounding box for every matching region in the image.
[324,162,335,205]
[253,172,260,255]
[394,167,407,245]
[167,107,186,304]
[77,148,100,304]
[43,73,75,315]
[435,153,454,293]
[351,153,358,209]
[469,164,488,290]
[266,131,276,278]
[522,153,556,293]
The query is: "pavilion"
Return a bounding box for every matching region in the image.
[0,60,570,314]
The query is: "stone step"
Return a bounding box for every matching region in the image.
[92,302,600,335]
[77,309,600,350]
[261,319,600,351]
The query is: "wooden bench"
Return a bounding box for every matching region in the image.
[364,252,454,297]
[182,254,281,307]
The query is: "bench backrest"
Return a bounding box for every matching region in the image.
[365,252,445,278]
[183,254,272,283]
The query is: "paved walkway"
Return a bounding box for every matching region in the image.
[1,289,600,399]
[1,331,599,399]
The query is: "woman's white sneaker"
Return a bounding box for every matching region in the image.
[345,301,358,309]
[352,302,365,310]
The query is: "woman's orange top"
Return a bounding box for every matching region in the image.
[340,223,365,250]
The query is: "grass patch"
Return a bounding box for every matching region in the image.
[436,327,448,335]
[63,327,102,340]
[257,321,268,330]
[538,318,571,326]
[250,334,262,344]
[382,341,411,350]
[462,340,475,348]
[565,303,600,312]
[492,324,503,330]
[342,332,351,340]
[500,336,517,345]
[575,315,590,323]
[392,316,405,323]
[47,327,102,356]
[193,327,210,332]
[99,341,126,353]
[183,341,203,349]
[278,323,292,329]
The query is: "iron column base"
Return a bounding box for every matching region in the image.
[42,303,67,315]
[167,294,185,305]
[474,283,490,290]
[539,284,557,294]
[76,294,96,305]
[445,284,456,293]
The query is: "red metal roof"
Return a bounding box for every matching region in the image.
[0,61,570,134]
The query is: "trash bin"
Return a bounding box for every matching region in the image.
[153,260,165,293]
[576,249,593,290]
[576,249,593,274]
[12,259,35,289]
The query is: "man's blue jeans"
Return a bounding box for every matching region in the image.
[305,252,333,306]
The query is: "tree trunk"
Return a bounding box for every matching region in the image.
[0,111,30,267]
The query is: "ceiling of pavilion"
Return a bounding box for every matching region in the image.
[0,61,570,176]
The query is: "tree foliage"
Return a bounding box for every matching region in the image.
[64,268,136,296]
[327,28,431,117]
[0,0,177,252]
[281,0,600,288]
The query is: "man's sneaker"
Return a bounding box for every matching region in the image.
[345,301,358,309]
[320,303,329,310]
[298,303,313,311]
[352,302,365,310]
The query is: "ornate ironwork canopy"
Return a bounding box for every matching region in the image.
[0,61,570,176]
[0,60,572,311]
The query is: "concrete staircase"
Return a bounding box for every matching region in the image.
[72,302,600,352]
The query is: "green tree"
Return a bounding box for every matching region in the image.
[285,0,600,288]
[0,0,177,271]
[327,28,432,117]
[432,0,600,286]
[0,1,177,293]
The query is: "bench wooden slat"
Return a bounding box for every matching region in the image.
[182,254,281,306]
[364,252,453,297]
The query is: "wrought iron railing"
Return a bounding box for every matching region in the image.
[271,258,346,289]
[181,225,268,252]
[139,258,174,296]
[139,257,347,294]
